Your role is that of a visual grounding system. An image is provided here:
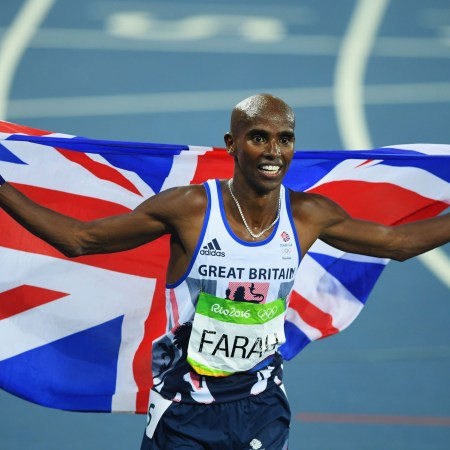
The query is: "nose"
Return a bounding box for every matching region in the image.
[267,138,281,156]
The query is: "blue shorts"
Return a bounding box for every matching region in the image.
[140,385,290,450]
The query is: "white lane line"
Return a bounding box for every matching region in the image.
[0,0,55,120]
[334,0,390,150]
[419,249,450,290]
[334,0,450,289]
[0,28,449,58]
[5,86,334,118]
[6,82,450,119]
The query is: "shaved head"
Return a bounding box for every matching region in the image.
[230,93,295,136]
[223,93,296,194]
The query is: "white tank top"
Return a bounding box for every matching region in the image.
[169,179,300,309]
[151,179,301,403]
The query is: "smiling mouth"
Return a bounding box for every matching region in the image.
[259,164,281,176]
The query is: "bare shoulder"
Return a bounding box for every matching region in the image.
[287,190,352,256]
[155,184,207,208]
[289,190,348,227]
[135,183,207,223]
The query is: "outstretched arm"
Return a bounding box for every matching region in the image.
[294,192,450,261]
[0,179,190,257]
[322,212,450,261]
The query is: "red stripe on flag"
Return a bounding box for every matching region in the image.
[190,148,233,184]
[355,159,374,168]
[1,184,170,278]
[289,290,339,338]
[10,183,131,218]
[56,148,143,197]
[0,285,69,319]
[0,183,169,412]
[0,121,51,136]
[134,271,168,413]
[169,288,180,329]
[309,181,448,225]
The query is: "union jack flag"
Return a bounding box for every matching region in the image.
[0,120,449,414]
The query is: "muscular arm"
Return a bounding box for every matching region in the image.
[0,182,202,258]
[293,192,450,261]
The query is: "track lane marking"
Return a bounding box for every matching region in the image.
[0,0,55,120]
[334,0,450,289]
[295,412,450,427]
[6,82,450,119]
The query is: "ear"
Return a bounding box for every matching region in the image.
[224,132,235,155]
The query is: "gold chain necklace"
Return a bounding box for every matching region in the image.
[227,179,281,239]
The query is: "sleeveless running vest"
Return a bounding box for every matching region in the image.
[151,179,301,404]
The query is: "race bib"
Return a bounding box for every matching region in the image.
[187,292,286,377]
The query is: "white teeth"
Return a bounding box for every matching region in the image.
[260,165,280,172]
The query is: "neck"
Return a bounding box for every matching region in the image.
[227,179,281,240]
[229,175,281,205]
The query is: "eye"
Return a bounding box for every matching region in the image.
[252,135,265,143]
[280,136,293,145]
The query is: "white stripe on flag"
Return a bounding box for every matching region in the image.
[311,239,389,265]
[308,158,450,202]
[296,254,364,331]
[0,248,155,412]
[383,144,450,156]
[0,141,145,208]
[285,305,323,341]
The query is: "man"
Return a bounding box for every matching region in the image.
[0,93,449,449]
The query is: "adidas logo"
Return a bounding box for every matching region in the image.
[200,238,225,257]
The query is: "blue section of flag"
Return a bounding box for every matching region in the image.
[101,153,178,194]
[280,321,311,360]
[0,143,27,165]
[7,134,189,155]
[308,252,386,304]
[6,135,191,193]
[285,157,342,191]
[0,316,123,412]
[287,149,450,190]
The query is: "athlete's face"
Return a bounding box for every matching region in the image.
[225,101,295,193]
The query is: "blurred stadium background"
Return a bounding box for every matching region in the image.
[0,0,449,448]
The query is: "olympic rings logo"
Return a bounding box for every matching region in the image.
[257,306,278,320]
